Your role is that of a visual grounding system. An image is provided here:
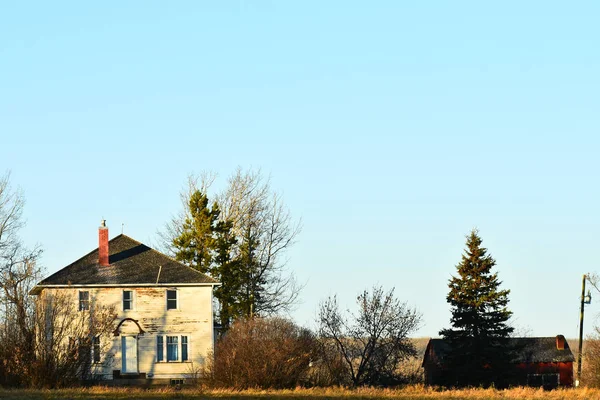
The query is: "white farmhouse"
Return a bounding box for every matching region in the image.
[30,221,219,384]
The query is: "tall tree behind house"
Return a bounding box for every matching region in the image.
[168,168,301,328]
[172,189,240,328]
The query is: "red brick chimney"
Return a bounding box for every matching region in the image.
[556,334,566,350]
[99,219,109,266]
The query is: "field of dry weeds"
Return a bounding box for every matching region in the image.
[1,386,599,400]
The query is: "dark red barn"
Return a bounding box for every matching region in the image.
[422,335,574,388]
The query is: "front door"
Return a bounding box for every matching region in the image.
[121,336,138,374]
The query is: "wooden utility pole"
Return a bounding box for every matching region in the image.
[577,274,587,386]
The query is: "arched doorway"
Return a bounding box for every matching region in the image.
[113,318,145,374]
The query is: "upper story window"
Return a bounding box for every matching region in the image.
[79,291,89,311]
[123,290,133,311]
[166,289,177,310]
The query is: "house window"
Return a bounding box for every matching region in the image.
[79,291,89,311]
[156,335,190,362]
[92,336,101,363]
[527,373,559,389]
[157,336,164,362]
[71,337,99,363]
[182,336,188,361]
[123,290,133,311]
[167,336,179,361]
[77,340,89,363]
[166,290,177,310]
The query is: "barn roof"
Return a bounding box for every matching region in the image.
[423,336,575,366]
[31,234,218,294]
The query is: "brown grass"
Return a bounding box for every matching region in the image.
[1,385,599,400]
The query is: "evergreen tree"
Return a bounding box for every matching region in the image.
[212,218,240,329]
[163,169,302,325]
[439,229,514,387]
[173,190,219,274]
[238,227,268,318]
[173,190,241,328]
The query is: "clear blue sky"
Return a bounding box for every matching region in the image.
[1,1,599,339]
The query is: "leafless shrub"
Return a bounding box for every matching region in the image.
[185,361,206,389]
[582,328,600,387]
[581,273,600,387]
[306,337,353,387]
[31,289,117,387]
[204,317,317,389]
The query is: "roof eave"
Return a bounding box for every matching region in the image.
[29,282,221,295]
[29,286,43,296]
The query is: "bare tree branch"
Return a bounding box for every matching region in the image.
[157,171,217,256]
[159,167,303,319]
[318,286,422,386]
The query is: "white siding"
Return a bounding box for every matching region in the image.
[43,286,214,380]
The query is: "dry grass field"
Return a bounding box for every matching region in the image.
[1,386,600,400]
[1,338,592,399]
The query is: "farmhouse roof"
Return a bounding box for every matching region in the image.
[423,336,575,366]
[31,234,218,294]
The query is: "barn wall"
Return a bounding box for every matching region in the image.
[42,286,214,380]
[423,362,445,386]
[424,360,573,388]
[515,362,574,387]
[558,362,573,386]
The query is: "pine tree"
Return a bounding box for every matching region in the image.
[439,229,514,387]
[163,169,302,325]
[212,218,240,329]
[237,224,263,318]
[173,190,219,274]
[173,190,242,328]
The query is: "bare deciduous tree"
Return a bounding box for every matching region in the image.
[159,168,302,321]
[0,171,43,386]
[0,172,117,387]
[158,172,217,256]
[318,286,422,387]
[218,168,302,317]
